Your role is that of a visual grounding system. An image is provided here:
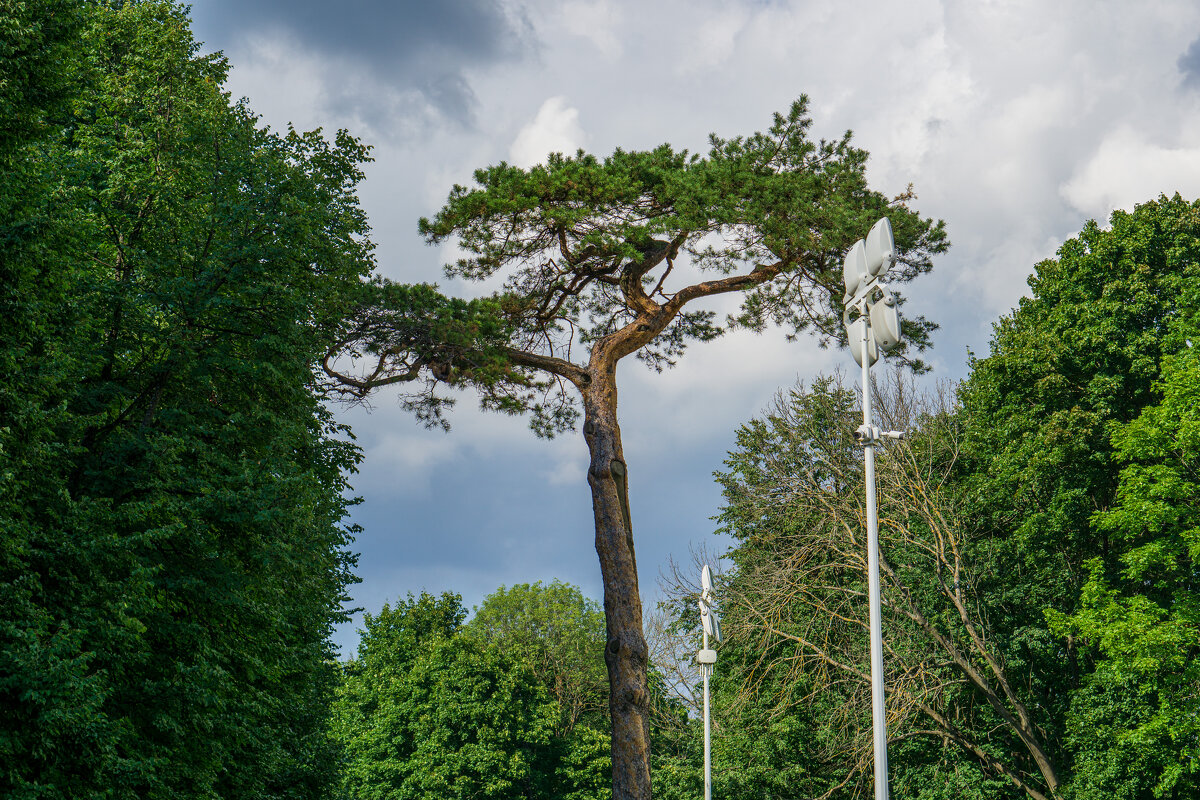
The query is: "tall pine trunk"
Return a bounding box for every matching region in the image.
[583,368,652,800]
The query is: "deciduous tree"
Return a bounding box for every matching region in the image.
[713,374,1060,799]
[957,194,1200,799]
[1,2,370,796]
[334,589,612,800]
[465,580,609,732]
[1048,281,1200,800]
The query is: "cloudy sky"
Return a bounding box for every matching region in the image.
[189,0,1200,655]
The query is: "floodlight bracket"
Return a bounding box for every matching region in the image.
[854,424,905,446]
[854,424,880,445]
[844,276,895,309]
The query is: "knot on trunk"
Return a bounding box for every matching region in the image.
[605,632,649,662]
[624,682,648,709]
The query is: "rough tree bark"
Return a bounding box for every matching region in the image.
[582,368,651,799]
[571,295,725,798]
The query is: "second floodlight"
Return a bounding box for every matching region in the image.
[848,317,879,367]
[863,217,895,277]
[699,564,721,642]
[870,297,902,352]
[843,239,868,299]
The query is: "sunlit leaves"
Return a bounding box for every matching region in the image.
[961,195,1200,800]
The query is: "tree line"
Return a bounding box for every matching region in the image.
[2,1,369,796]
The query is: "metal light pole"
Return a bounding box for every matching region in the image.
[842,219,905,800]
[697,564,721,800]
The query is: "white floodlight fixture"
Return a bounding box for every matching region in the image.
[847,317,879,366]
[870,296,902,352]
[864,217,895,277]
[843,239,868,298]
[699,603,722,643]
[699,601,719,639]
[698,565,722,642]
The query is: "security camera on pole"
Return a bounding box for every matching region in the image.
[842,218,905,800]
[697,564,721,800]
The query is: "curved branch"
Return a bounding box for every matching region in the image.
[321,350,423,398]
[913,700,1051,800]
[501,346,591,389]
[662,260,785,317]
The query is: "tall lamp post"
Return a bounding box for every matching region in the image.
[842,218,905,800]
[697,564,721,800]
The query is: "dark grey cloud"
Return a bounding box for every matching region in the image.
[1178,34,1200,89]
[192,0,534,132]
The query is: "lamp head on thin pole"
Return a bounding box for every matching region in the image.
[844,217,903,365]
[698,564,721,643]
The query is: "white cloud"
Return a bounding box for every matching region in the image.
[509,96,586,167]
[223,30,455,143]
[349,413,463,499]
[674,8,750,74]
[559,0,624,57]
[620,327,842,458]
[1061,124,1200,221]
[221,31,329,134]
[541,434,589,486]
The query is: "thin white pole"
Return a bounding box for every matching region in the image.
[703,626,712,800]
[861,305,890,800]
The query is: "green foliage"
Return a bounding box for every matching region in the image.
[333,593,466,797]
[958,195,1200,797]
[957,195,1198,614]
[886,738,1016,800]
[698,197,1200,796]
[399,638,560,799]
[1047,283,1200,799]
[354,591,467,675]
[709,672,848,800]
[707,376,1028,799]
[962,204,1183,526]
[419,103,946,358]
[327,280,518,431]
[553,723,613,800]
[648,378,857,800]
[694,195,1200,797]
[0,0,82,155]
[334,587,613,800]
[337,636,560,799]
[465,580,609,731]
[647,615,857,800]
[1,1,371,797]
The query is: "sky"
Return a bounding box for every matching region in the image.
[187,0,1200,656]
